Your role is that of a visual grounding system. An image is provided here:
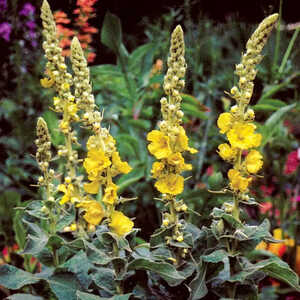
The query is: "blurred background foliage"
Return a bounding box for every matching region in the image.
[1,0,300,295]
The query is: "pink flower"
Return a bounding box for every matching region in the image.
[284,150,300,174]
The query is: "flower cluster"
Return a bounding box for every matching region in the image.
[39,0,133,237]
[54,0,98,62]
[147,26,197,243]
[217,14,278,219]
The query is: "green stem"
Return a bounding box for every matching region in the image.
[272,0,283,78]
[278,27,300,74]
[53,247,59,267]
[113,242,123,294]
[232,195,240,221]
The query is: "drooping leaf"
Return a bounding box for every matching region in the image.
[101,12,122,55]
[202,249,228,264]
[47,273,83,300]
[128,258,185,286]
[22,220,49,255]
[13,209,27,250]
[229,257,300,291]
[188,263,208,300]
[6,294,44,300]
[91,267,116,294]
[59,250,92,289]
[0,265,40,289]
[76,291,131,300]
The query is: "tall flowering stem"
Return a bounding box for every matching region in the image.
[147,26,197,244]
[41,0,79,184]
[39,0,133,237]
[217,14,279,221]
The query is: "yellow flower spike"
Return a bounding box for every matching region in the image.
[228,169,252,192]
[245,150,263,174]
[218,143,237,161]
[102,182,118,205]
[147,130,172,159]
[217,112,234,134]
[77,200,104,225]
[111,151,132,175]
[109,211,134,236]
[155,174,184,195]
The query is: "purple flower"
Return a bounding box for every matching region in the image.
[19,3,35,16]
[31,40,37,47]
[0,22,11,41]
[26,20,36,30]
[28,30,36,39]
[0,0,7,11]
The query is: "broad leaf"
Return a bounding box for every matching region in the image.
[59,250,92,289]
[0,265,40,289]
[77,291,131,300]
[188,263,207,300]
[6,295,44,300]
[22,220,49,255]
[47,273,83,300]
[101,12,122,55]
[128,258,185,286]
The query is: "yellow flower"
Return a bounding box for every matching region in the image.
[61,82,70,91]
[256,241,268,250]
[84,179,101,194]
[59,120,69,133]
[77,200,104,225]
[147,130,172,159]
[217,112,234,134]
[175,127,197,154]
[151,161,165,178]
[70,223,77,231]
[53,97,61,106]
[245,150,263,173]
[227,122,262,150]
[102,182,118,205]
[112,151,132,175]
[83,149,111,178]
[218,143,237,161]
[167,152,192,172]
[109,211,134,236]
[228,169,252,192]
[155,174,184,195]
[58,184,78,205]
[67,103,78,118]
[40,77,54,88]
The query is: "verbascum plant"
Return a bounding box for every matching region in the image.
[40,0,133,236]
[217,13,279,221]
[147,25,197,244]
[196,13,300,299]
